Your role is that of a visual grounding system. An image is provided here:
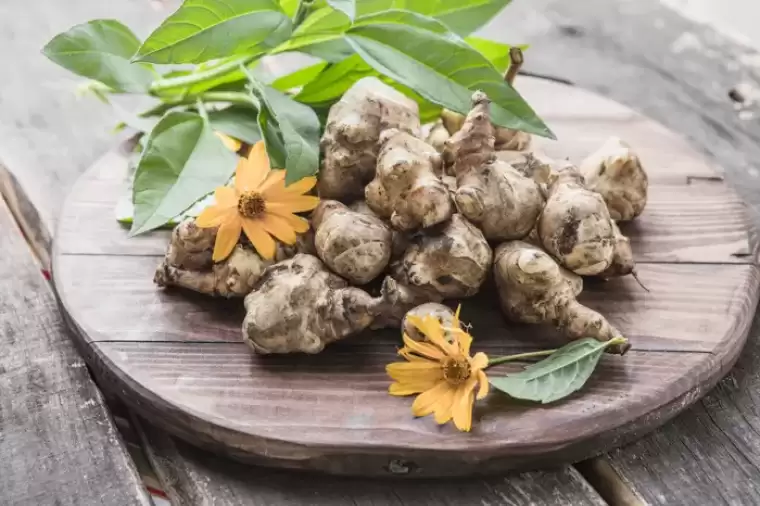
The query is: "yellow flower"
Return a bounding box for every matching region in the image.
[195,141,319,262]
[386,308,489,432]
[215,131,242,152]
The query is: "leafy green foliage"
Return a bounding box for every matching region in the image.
[345,11,553,137]
[208,106,263,144]
[270,61,329,91]
[406,0,512,36]
[130,111,238,235]
[134,0,292,64]
[42,20,154,92]
[327,0,356,21]
[466,37,525,73]
[490,338,627,404]
[248,79,321,185]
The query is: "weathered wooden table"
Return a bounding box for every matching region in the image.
[2,0,760,504]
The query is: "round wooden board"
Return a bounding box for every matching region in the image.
[53,77,760,477]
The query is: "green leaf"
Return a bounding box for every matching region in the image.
[466,37,526,73]
[42,20,154,92]
[489,338,627,404]
[270,61,329,91]
[272,6,351,56]
[248,80,321,184]
[130,111,238,235]
[208,105,262,144]
[280,0,300,17]
[345,11,553,137]
[327,0,356,20]
[134,0,292,64]
[295,53,372,104]
[405,0,512,36]
[116,192,214,226]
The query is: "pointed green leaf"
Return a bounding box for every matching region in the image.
[270,61,329,91]
[345,11,553,137]
[135,0,292,64]
[208,105,263,144]
[490,338,627,404]
[327,0,356,20]
[405,0,512,36]
[131,112,238,235]
[43,20,154,92]
[249,81,321,184]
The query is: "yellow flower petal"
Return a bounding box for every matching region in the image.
[386,361,441,383]
[275,213,310,233]
[433,385,457,425]
[411,381,451,418]
[259,213,297,245]
[452,377,478,432]
[389,378,439,396]
[215,186,237,207]
[402,333,445,361]
[458,329,473,356]
[476,370,489,400]
[266,175,317,198]
[257,170,286,195]
[471,352,488,371]
[268,195,321,213]
[237,141,270,192]
[215,131,242,152]
[212,215,242,262]
[195,205,235,228]
[241,219,276,260]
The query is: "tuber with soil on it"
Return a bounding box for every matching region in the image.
[365,129,453,231]
[318,77,421,202]
[538,165,616,275]
[312,200,393,285]
[446,91,545,241]
[402,303,458,342]
[392,214,492,299]
[348,200,409,261]
[580,137,648,222]
[494,241,629,354]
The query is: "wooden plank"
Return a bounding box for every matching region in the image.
[134,418,606,506]
[0,195,149,504]
[55,254,758,353]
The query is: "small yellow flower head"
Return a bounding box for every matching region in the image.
[386,306,489,432]
[195,141,319,262]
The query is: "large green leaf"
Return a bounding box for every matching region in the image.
[249,81,321,184]
[295,54,372,104]
[134,0,292,64]
[405,0,511,36]
[490,338,627,404]
[272,6,351,56]
[208,105,262,144]
[270,61,329,91]
[327,0,356,20]
[345,11,553,137]
[43,20,154,92]
[131,111,238,235]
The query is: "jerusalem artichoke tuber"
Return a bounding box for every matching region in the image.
[318,77,420,202]
[445,92,545,241]
[348,200,409,260]
[402,303,457,342]
[365,129,453,231]
[580,137,648,222]
[242,254,382,354]
[391,214,492,299]
[494,241,628,354]
[312,200,392,284]
[538,165,616,275]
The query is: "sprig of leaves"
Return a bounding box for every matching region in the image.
[490,337,628,404]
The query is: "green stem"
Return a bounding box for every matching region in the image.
[292,0,314,28]
[149,55,259,94]
[139,91,255,118]
[486,349,557,368]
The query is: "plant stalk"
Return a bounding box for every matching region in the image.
[486,348,557,367]
[504,47,524,85]
[149,55,260,94]
[293,0,314,28]
[139,91,255,118]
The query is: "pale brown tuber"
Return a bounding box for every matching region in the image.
[580,137,648,222]
[392,214,492,299]
[538,166,616,275]
[365,129,453,231]
[445,91,544,241]
[402,303,457,342]
[371,276,436,329]
[318,77,420,202]
[312,200,392,284]
[348,200,409,260]
[424,120,451,154]
[155,219,284,297]
[242,254,381,354]
[494,241,628,354]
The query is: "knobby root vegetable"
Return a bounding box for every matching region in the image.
[365,129,453,231]
[445,92,544,240]
[580,137,648,221]
[242,254,381,354]
[441,47,532,151]
[348,200,409,260]
[371,276,436,329]
[494,241,629,354]
[598,222,648,290]
[424,120,450,154]
[312,200,392,284]
[318,77,420,201]
[392,214,492,299]
[402,303,457,342]
[495,150,566,187]
[155,218,309,298]
[538,166,615,275]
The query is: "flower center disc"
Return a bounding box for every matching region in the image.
[442,357,470,385]
[238,191,266,218]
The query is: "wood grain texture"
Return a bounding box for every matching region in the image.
[0,194,149,504]
[133,417,606,506]
[52,76,760,476]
